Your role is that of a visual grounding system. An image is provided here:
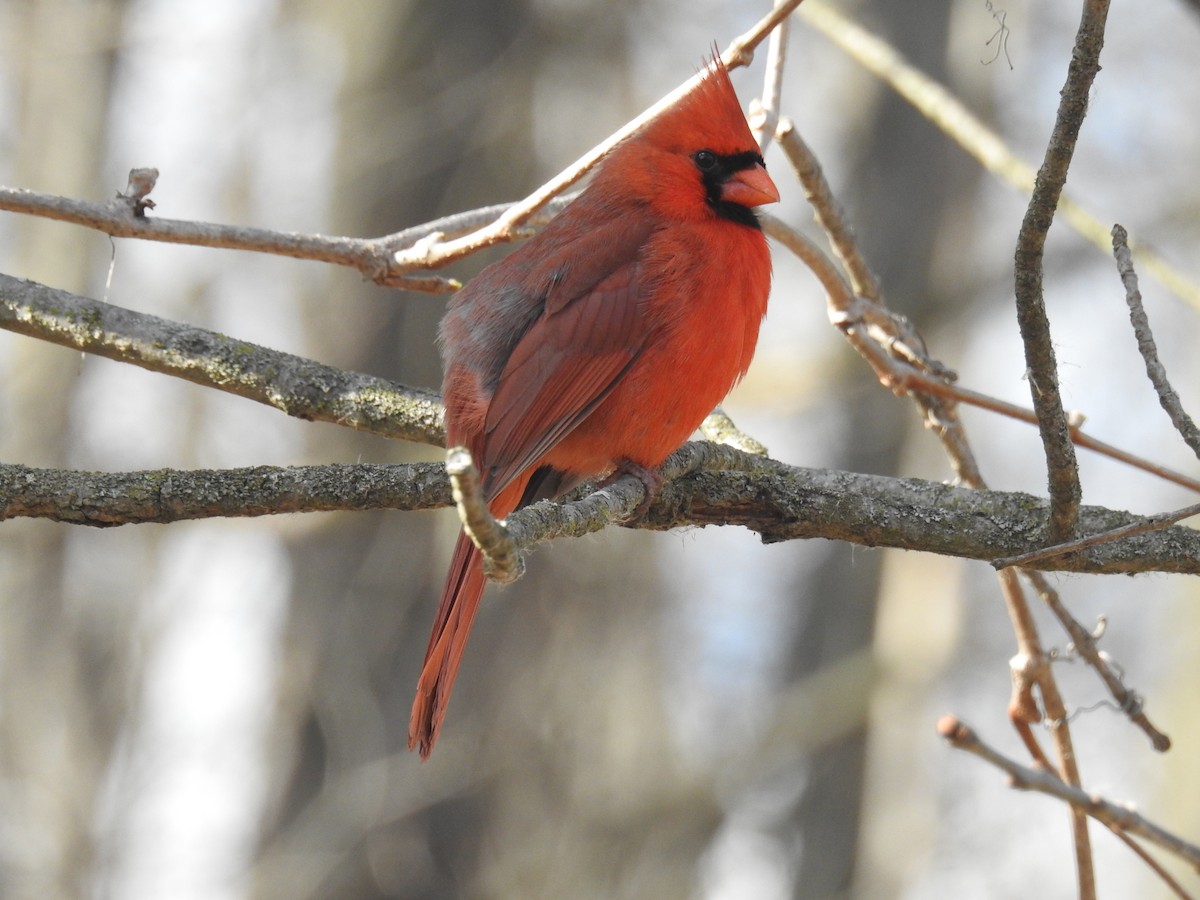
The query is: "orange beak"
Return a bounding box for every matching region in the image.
[720,162,780,208]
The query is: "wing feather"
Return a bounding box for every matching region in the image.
[481,247,651,495]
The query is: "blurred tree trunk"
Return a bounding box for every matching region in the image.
[0,1,128,896]
[251,1,540,897]
[778,2,969,895]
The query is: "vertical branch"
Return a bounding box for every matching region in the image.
[997,569,1097,899]
[751,0,790,153]
[1013,0,1111,542]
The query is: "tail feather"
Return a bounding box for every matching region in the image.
[408,530,487,759]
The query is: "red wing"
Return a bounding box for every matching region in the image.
[481,258,648,496]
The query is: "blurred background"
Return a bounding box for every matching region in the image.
[2,1,1200,897]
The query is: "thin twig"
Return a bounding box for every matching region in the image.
[700,407,769,455]
[760,213,1200,495]
[0,182,576,291]
[995,500,1200,570]
[445,448,522,584]
[1022,570,1172,752]
[938,716,1200,873]
[1112,224,1200,459]
[775,119,881,301]
[389,0,808,273]
[751,0,791,153]
[997,566,1097,897]
[768,126,987,492]
[798,0,1200,311]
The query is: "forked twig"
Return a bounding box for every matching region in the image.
[939,716,1200,874]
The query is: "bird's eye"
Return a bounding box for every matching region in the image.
[693,150,718,172]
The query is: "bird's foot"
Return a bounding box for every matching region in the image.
[600,458,663,521]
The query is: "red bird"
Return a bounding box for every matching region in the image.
[409,58,778,759]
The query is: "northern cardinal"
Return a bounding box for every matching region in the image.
[409,57,778,759]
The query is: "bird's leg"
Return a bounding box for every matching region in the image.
[600,457,664,521]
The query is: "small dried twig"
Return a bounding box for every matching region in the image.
[938,716,1200,874]
[1023,570,1172,752]
[445,448,522,584]
[700,408,769,456]
[768,122,987,494]
[1113,224,1200,459]
[775,118,881,301]
[892,372,1200,494]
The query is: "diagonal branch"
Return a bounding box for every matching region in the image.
[0,182,571,292]
[1112,224,1200,459]
[0,272,445,445]
[938,716,1200,874]
[798,0,1200,312]
[389,0,808,273]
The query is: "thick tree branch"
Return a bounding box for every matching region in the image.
[0,273,445,445]
[507,442,1200,575]
[0,461,450,525]
[4,448,1199,574]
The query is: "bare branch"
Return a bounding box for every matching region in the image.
[520,443,1200,575]
[892,373,1200,494]
[995,500,1200,570]
[938,716,1200,874]
[0,183,575,291]
[389,0,808,273]
[0,461,449,525]
[1112,224,1200,459]
[775,119,881,302]
[6,448,1199,575]
[996,568,1096,897]
[798,0,1200,312]
[445,448,522,584]
[0,273,445,445]
[1023,570,1172,752]
[1012,0,1112,541]
[762,209,1200,496]
[750,0,791,153]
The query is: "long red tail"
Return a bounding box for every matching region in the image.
[408,530,487,759]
